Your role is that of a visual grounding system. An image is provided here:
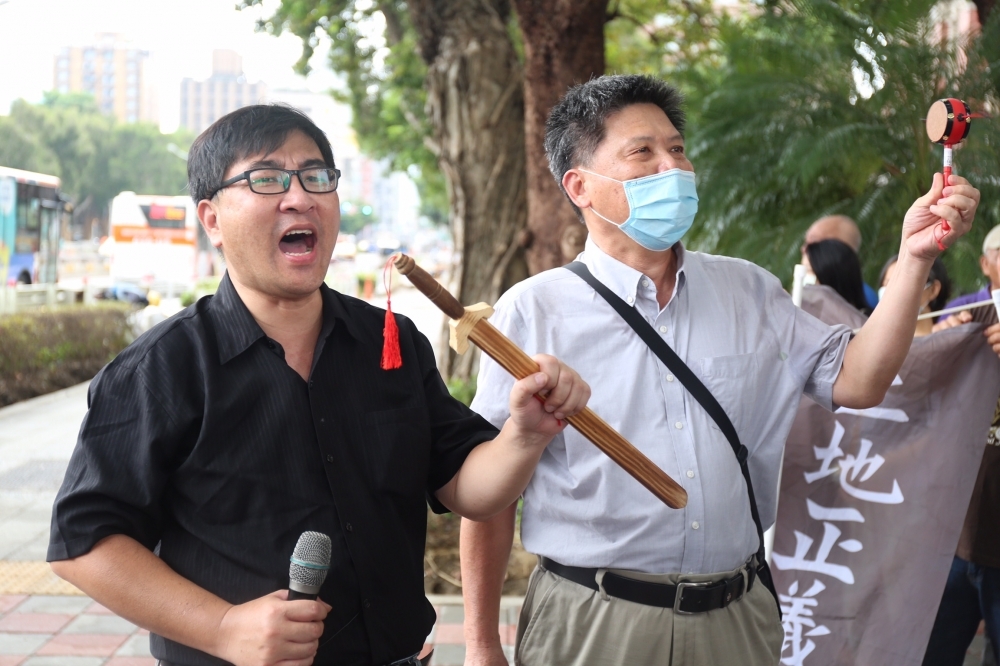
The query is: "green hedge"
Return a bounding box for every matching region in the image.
[0,304,132,407]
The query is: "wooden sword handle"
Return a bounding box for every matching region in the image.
[394,253,689,509]
[393,253,465,319]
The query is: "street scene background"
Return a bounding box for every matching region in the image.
[2,0,1000,664]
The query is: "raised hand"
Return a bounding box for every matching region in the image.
[902,173,979,260]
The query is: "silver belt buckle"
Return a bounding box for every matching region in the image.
[674,579,711,614]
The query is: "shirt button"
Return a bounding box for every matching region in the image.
[345,522,353,532]
[686,470,695,478]
[659,325,667,333]
[326,455,334,463]
[309,380,314,389]
[626,296,634,304]
[319,418,325,423]
[675,421,684,430]
[691,521,700,530]
[666,374,675,382]
[364,599,371,609]
[642,279,649,287]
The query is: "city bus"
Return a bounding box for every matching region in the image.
[0,166,68,286]
[107,191,216,293]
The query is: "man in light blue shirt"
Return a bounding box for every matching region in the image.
[461,74,981,666]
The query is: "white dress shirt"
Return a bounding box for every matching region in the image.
[470,238,851,575]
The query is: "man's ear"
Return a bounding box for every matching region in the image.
[562,169,591,210]
[197,199,224,251]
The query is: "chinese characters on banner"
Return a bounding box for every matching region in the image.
[771,286,1000,666]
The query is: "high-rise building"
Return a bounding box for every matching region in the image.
[179,51,268,134]
[53,34,154,124]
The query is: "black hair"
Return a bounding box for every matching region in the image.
[806,239,870,314]
[928,257,952,314]
[878,254,952,320]
[187,104,335,203]
[544,74,686,219]
[877,254,897,292]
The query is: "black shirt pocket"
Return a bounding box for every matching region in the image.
[361,406,431,495]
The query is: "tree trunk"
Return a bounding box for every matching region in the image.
[407,0,529,380]
[514,0,608,274]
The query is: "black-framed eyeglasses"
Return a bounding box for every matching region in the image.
[213,167,341,198]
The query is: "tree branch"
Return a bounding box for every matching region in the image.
[606,8,664,44]
[378,1,406,46]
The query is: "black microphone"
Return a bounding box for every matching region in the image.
[288,531,332,601]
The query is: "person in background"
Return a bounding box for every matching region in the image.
[803,214,879,309]
[921,225,1000,666]
[802,239,872,314]
[878,254,951,336]
[934,224,1000,336]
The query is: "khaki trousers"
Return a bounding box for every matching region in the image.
[515,561,783,666]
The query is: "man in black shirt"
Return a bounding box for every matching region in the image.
[47,105,589,666]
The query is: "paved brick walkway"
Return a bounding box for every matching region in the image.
[0,594,151,666]
[0,593,520,666]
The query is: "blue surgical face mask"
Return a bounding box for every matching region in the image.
[581,168,699,251]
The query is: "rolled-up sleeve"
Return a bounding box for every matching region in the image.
[410,321,498,512]
[47,359,186,561]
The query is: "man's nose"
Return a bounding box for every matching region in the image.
[658,153,692,173]
[280,174,315,210]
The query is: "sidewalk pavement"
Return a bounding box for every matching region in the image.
[0,592,520,666]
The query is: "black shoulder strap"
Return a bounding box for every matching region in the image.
[564,261,768,570]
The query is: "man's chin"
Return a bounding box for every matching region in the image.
[231,269,326,304]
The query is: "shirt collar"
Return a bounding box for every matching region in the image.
[209,273,364,365]
[581,237,687,306]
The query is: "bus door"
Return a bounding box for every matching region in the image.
[37,200,61,284]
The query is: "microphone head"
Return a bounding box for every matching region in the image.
[289,531,332,592]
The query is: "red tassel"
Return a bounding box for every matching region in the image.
[381,303,402,370]
[381,258,402,370]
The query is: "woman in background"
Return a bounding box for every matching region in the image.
[803,239,872,315]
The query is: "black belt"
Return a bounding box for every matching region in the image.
[540,556,754,614]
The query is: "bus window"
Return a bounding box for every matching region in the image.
[140,204,187,229]
[0,166,66,286]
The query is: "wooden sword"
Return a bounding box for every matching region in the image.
[393,253,688,510]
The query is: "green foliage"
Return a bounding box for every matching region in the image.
[180,277,222,307]
[684,0,1000,294]
[0,93,194,219]
[447,376,477,407]
[0,304,132,407]
[244,0,721,231]
[243,0,448,223]
[339,208,376,235]
[606,0,726,87]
